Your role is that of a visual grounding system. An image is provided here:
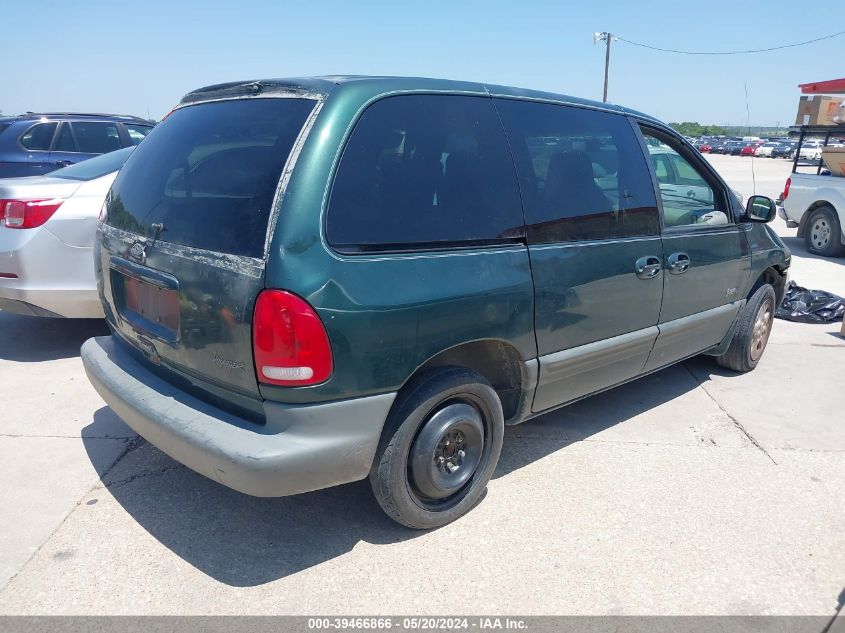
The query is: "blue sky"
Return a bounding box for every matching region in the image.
[2,0,842,125]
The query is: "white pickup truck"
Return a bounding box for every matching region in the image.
[780,172,845,257]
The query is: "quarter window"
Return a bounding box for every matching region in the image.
[71,122,121,153]
[327,95,524,251]
[494,99,659,243]
[125,124,152,145]
[640,128,729,229]
[19,123,58,151]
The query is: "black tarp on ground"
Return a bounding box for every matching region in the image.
[775,281,845,324]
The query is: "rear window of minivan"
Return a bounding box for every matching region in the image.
[105,97,316,258]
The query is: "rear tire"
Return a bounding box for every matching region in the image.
[804,206,845,257]
[715,284,776,373]
[369,367,504,529]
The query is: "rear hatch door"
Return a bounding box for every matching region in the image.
[98,96,317,418]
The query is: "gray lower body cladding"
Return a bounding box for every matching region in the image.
[81,336,396,497]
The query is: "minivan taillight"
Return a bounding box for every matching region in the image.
[0,198,64,228]
[252,290,333,386]
[782,177,791,200]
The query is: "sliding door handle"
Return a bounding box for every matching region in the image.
[635,255,661,280]
[668,252,691,274]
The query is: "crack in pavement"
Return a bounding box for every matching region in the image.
[506,434,734,449]
[104,463,187,490]
[772,447,845,454]
[93,435,191,490]
[683,364,777,465]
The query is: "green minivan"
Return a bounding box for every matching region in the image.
[82,77,790,528]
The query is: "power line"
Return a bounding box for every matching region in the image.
[615,30,845,55]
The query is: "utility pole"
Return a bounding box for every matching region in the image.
[594,32,615,102]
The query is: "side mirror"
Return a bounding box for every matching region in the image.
[743,195,777,223]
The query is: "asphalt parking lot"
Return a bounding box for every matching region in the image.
[0,154,843,615]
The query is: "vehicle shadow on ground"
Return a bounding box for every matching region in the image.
[0,312,108,362]
[81,362,706,587]
[497,361,709,477]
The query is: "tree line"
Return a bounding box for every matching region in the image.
[669,121,790,137]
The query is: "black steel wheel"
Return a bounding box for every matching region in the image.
[409,401,485,502]
[369,367,504,529]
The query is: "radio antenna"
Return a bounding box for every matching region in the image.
[745,83,757,195]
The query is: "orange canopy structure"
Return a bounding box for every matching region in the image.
[800,78,845,94]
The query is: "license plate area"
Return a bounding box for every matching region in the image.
[110,257,180,343]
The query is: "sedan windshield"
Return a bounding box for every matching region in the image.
[52,147,134,181]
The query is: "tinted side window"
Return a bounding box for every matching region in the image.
[20,123,58,151]
[54,124,76,152]
[71,122,121,153]
[125,124,152,145]
[327,95,523,251]
[494,99,659,243]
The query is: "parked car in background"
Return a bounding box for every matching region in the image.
[772,141,798,159]
[708,140,729,154]
[81,76,788,529]
[0,147,133,317]
[755,142,783,157]
[723,140,746,155]
[695,140,713,153]
[794,141,824,161]
[0,113,152,179]
[739,141,765,156]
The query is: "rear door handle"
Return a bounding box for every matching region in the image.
[668,252,691,274]
[635,255,661,280]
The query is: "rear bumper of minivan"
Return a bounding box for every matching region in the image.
[81,336,396,497]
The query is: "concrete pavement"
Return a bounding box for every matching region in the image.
[0,154,842,615]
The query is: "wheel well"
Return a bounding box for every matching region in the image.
[749,266,787,305]
[407,340,527,423]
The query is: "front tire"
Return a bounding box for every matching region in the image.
[369,367,504,529]
[804,206,845,257]
[715,284,776,373]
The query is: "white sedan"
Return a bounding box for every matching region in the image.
[0,147,133,318]
[793,141,824,161]
[754,142,782,157]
